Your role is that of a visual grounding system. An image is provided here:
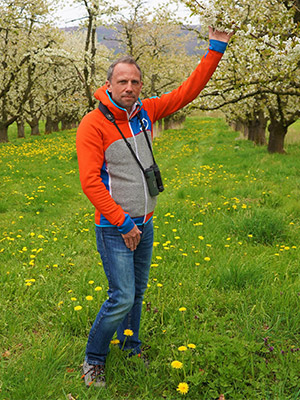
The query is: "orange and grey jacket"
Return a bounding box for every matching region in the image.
[76,40,227,234]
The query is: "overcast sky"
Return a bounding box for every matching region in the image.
[54,0,196,27]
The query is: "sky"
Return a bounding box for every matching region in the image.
[54,0,196,27]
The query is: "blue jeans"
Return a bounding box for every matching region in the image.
[85,220,153,365]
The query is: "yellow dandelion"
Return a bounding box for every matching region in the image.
[179,307,186,312]
[88,280,94,284]
[71,297,77,301]
[95,286,102,291]
[178,346,187,352]
[204,257,210,262]
[86,296,93,301]
[177,382,189,395]
[111,339,120,345]
[187,343,196,349]
[124,329,133,336]
[74,305,82,311]
[171,360,183,369]
[157,283,163,287]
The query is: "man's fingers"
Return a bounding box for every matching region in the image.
[122,225,142,251]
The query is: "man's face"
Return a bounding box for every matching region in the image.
[106,63,143,112]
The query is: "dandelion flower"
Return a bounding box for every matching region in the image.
[179,307,186,312]
[204,257,210,262]
[178,346,187,352]
[74,305,82,311]
[95,286,102,291]
[177,382,189,395]
[88,280,94,284]
[71,297,77,301]
[187,343,196,349]
[171,360,183,369]
[124,329,134,336]
[111,339,120,345]
[86,296,93,301]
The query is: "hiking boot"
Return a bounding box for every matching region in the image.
[81,360,106,388]
[137,351,150,368]
[128,345,151,368]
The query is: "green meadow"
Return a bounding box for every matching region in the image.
[0,117,299,400]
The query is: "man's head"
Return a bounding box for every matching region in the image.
[106,56,143,113]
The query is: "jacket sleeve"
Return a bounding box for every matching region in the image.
[76,112,135,234]
[143,40,227,122]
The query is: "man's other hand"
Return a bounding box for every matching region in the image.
[209,26,234,43]
[122,225,142,251]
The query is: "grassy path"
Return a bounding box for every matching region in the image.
[1,117,299,399]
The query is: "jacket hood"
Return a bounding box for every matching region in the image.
[94,85,142,121]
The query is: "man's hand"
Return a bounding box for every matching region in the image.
[122,224,142,251]
[209,26,234,43]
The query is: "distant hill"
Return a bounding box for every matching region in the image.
[63,25,206,56]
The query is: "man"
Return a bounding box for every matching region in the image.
[76,27,233,388]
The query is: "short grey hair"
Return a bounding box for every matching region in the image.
[107,55,142,81]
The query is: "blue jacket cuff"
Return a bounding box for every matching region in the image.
[209,39,228,54]
[117,213,135,234]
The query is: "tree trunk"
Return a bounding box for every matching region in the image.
[17,120,25,138]
[71,120,79,129]
[61,118,75,131]
[29,118,40,136]
[268,119,287,154]
[164,116,171,130]
[52,120,59,132]
[0,124,9,142]
[229,120,237,131]
[45,116,53,134]
[158,119,163,132]
[246,112,267,145]
[164,114,186,130]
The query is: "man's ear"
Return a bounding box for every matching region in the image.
[106,80,111,92]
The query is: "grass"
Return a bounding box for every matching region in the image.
[0,116,300,399]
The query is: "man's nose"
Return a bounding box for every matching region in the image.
[125,82,133,91]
